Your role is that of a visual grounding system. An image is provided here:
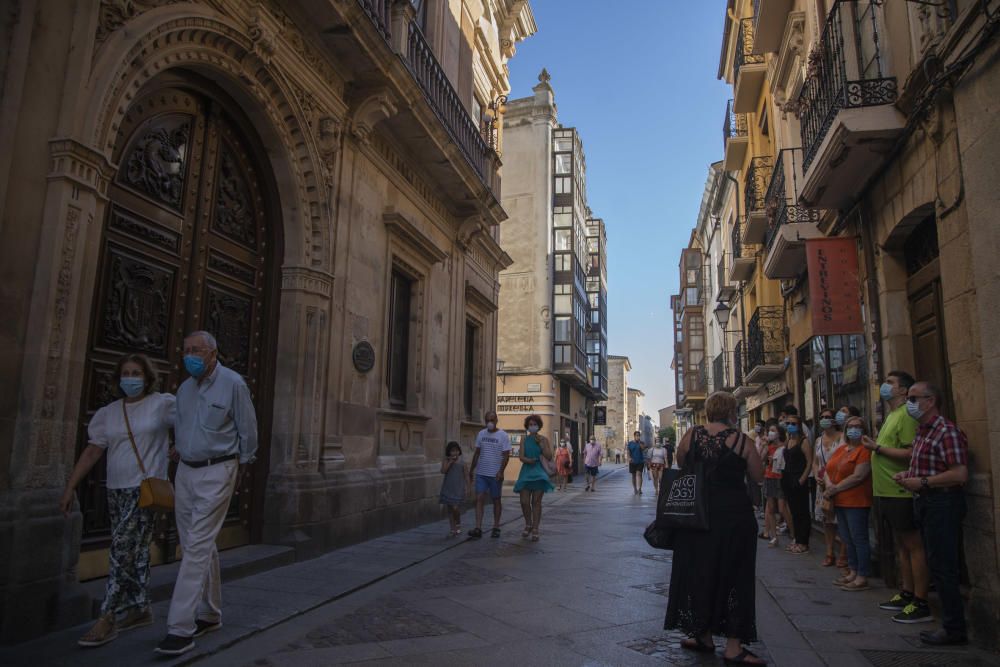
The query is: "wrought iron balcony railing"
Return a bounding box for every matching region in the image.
[713,352,726,392]
[357,0,391,42]
[724,99,749,143]
[763,148,822,249]
[731,215,744,262]
[744,156,773,216]
[736,18,765,73]
[746,306,785,372]
[733,339,744,388]
[798,0,898,170]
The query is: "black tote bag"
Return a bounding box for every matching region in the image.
[657,435,710,532]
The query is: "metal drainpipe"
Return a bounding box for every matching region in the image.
[723,171,748,409]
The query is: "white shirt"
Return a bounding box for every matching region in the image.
[474,428,511,477]
[88,393,176,489]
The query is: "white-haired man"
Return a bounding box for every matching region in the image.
[156,331,258,656]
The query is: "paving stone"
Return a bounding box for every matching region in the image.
[397,560,516,590]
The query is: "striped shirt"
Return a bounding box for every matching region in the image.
[474,428,511,476]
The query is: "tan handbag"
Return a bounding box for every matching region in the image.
[123,400,174,512]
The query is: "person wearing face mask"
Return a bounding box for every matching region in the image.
[60,353,176,648]
[893,382,969,646]
[779,415,814,554]
[835,405,861,432]
[813,410,847,567]
[862,371,930,624]
[554,437,572,491]
[513,414,554,541]
[761,420,793,548]
[467,410,512,539]
[157,331,258,656]
[824,416,873,592]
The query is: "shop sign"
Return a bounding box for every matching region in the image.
[594,406,607,425]
[745,380,788,412]
[806,237,863,336]
[497,394,536,413]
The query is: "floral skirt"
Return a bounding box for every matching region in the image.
[102,487,154,615]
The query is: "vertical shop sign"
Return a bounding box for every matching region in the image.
[806,237,863,335]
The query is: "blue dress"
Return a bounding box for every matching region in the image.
[513,436,555,493]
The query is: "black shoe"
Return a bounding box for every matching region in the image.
[154,634,195,655]
[194,619,222,637]
[892,602,933,624]
[879,592,913,611]
[919,629,967,646]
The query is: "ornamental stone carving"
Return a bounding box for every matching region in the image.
[350,89,399,143]
[96,0,185,43]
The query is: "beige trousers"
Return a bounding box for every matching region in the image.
[166,459,238,637]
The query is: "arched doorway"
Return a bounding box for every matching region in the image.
[76,72,280,576]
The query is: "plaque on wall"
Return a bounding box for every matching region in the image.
[352,341,375,373]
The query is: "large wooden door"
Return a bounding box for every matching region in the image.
[77,79,277,574]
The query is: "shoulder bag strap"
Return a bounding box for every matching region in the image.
[122,400,149,480]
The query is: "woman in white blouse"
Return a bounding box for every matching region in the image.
[60,353,175,648]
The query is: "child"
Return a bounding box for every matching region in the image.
[440,441,466,537]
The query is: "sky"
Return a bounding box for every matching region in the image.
[507,1,731,422]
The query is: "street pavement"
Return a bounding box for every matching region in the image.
[2,464,995,666]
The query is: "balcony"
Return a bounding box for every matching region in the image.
[733,340,756,399]
[733,18,767,113]
[684,358,708,402]
[729,217,757,283]
[763,148,824,279]
[797,0,904,210]
[723,99,749,170]
[743,156,773,243]
[752,0,794,54]
[744,306,785,384]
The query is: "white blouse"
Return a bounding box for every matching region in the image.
[88,393,176,489]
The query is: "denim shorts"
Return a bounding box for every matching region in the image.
[474,474,502,499]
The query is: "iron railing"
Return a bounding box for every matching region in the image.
[763,148,822,249]
[357,0,391,41]
[731,216,744,263]
[744,156,773,216]
[746,306,785,372]
[799,1,898,170]
[713,352,726,392]
[724,99,749,143]
[734,339,744,388]
[736,18,766,72]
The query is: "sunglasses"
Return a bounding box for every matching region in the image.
[907,395,931,403]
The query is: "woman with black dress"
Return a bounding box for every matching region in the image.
[779,413,813,554]
[665,391,766,665]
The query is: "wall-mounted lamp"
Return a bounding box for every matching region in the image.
[713,302,731,329]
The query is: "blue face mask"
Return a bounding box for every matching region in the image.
[184,354,206,378]
[819,418,833,430]
[880,383,895,401]
[846,427,863,441]
[835,412,847,426]
[786,424,799,435]
[120,377,145,398]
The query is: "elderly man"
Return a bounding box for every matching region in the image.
[893,381,969,646]
[155,332,258,656]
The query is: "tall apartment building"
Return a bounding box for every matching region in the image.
[496,71,608,475]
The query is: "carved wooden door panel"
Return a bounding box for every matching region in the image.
[78,84,273,568]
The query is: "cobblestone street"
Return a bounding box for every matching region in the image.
[3,465,995,666]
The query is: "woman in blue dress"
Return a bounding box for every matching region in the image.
[514,414,555,542]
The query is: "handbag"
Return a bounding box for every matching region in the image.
[122,401,175,512]
[643,519,675,550]
[656,431,710,532]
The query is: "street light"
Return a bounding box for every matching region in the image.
[714,301,731,329]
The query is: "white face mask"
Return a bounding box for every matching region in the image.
[767,431,778,442]
[527,424,539,434]
[486,421,496,431]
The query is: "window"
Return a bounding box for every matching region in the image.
[554,137,573,152]
[554,316,571,342]
[464,322,477,418]
[554,293,572,314]
[555,177,571,194]
[555,153,572,174]
[387,270,413,408]
[560,381,571,414]
[554,254,571,272]
[554,229,571,251]
[554,345,570,364]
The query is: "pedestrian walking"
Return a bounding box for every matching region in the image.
[779,414,813,554]
[824,416,873,592]
[647,440,667,494]
[60,353,175,648]
[626,431,645,495]
[893,381,969,645]
[665,392,765,665]
[467,410,511,539]
[665,438,675,469]
[615,448,622,464]
[583,436,602,491]
[554,439,572,491]
[440,441,466,537]
[513,414,554,542]
[813,409,847,567]
[157,331,258,656]
[761,421,793,548]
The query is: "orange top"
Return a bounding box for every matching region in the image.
[764,442,783,479]
[827,444,873,508]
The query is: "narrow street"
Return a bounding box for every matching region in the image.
[3,466,993,666]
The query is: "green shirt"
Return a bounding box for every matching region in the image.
[871,403,918,497]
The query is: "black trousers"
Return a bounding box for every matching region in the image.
[781,477,811,546]
[915,491,967,635]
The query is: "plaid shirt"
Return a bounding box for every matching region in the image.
[906,414,968,478]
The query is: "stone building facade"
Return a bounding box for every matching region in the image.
[626,387,643,442]
[0,0,535,641]
[595,354,630,453]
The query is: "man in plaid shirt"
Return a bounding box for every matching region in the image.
[893,381,968,646]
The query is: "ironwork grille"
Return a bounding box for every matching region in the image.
[736,18,765,72]
[798,0,898,170]
[724,99,748,143]
[763,148,821,249]
[734,340,744,388]
[731,216,743,262]
[744,156,773,215]
[746,306,785,372]
[713,353,726,392]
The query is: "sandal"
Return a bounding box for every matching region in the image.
[840,580,870,592]
[468,527,482,539]
[490,527,501,538]
[723,647,766,665]
[821,555,835,567]
[680,637,715,653]
[521,525,532,538]
[768,537,778,548]
[758,531,769,540]
[530,530,539,542]
[835,558,848,568]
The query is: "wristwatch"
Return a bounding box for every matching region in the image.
[875,444,882,454]
[920,476,929,491]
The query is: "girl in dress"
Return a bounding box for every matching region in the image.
[514,414,554,541]
[439,441,466,537]
[554,440,572,491]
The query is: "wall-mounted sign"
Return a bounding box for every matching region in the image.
[806,237,863,336]
[745,380,788,412]
[594,406,607,425]
[352,341,375,373]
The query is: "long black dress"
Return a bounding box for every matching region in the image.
[664,426,758,642]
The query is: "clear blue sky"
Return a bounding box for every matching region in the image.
[507,1,731,421]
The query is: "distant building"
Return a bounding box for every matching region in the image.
[596,355,630,452]
[658,405,676,440]
[626,387,644,440]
